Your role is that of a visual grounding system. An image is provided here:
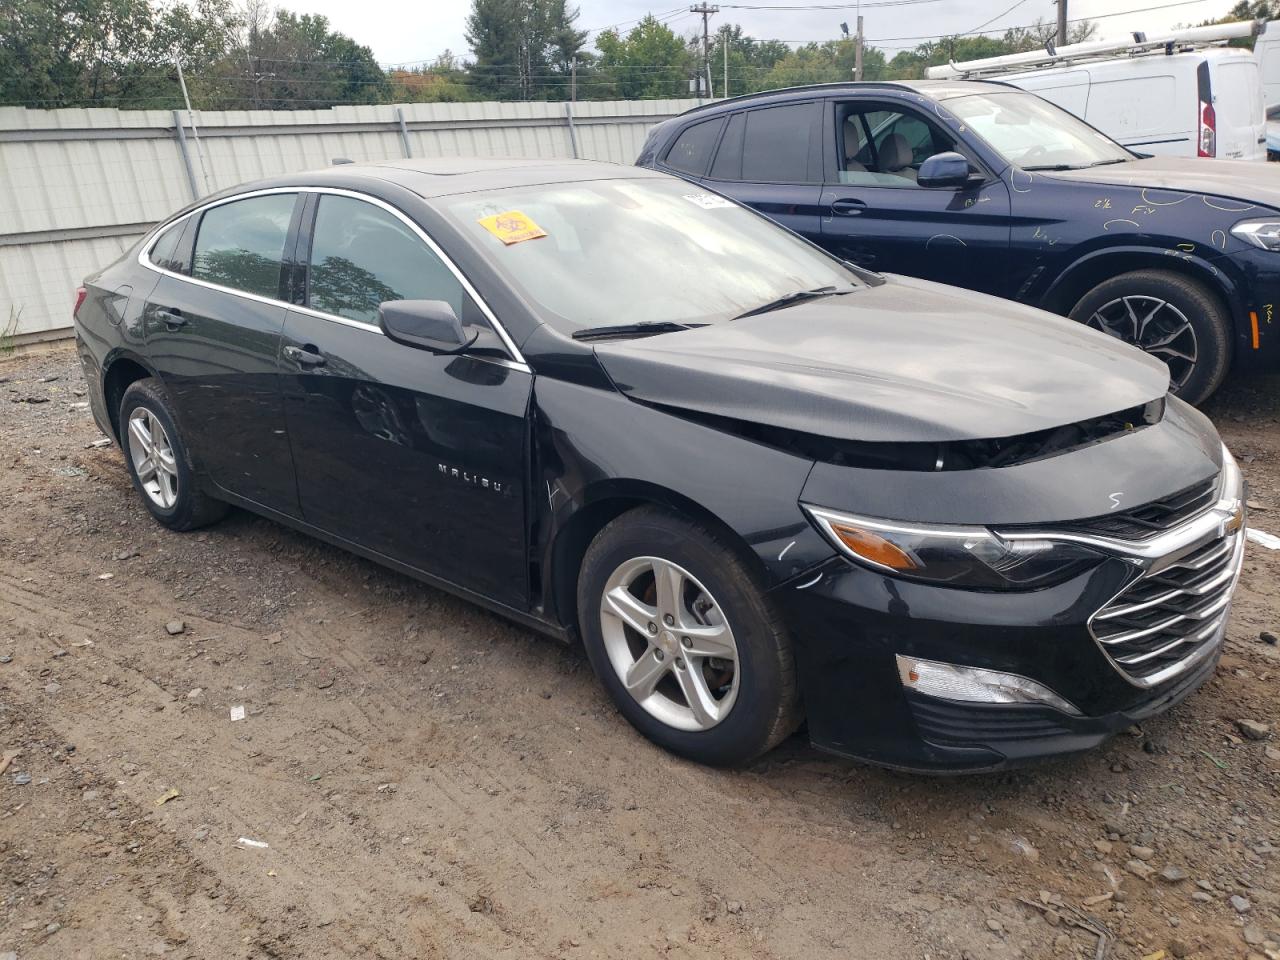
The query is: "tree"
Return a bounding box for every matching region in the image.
[596,15,694,100]
[466,0,587,100]
[234,10,389,108]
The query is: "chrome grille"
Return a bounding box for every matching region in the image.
[1090,530,1243,686]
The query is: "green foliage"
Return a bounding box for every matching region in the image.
[596,16,695,99]
[0,0,387,110]
[465,0,587,100]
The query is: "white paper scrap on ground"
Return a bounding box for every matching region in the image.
[1247,528,1280,550]
[236,837,269,849]
[230,705,245,722]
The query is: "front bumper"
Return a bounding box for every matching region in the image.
[773,481,1245,773]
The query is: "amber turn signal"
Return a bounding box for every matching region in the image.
[828,522,919,571]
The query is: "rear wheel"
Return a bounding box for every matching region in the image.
[577,506,801,765]
[119,378,227,531]
[1068,270,1230,405]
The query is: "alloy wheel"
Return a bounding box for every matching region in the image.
[1085,295,1199,394]
[598,556,740,732]
[127,407,179,509]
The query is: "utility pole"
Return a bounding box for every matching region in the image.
[855,15,864,81]
[570,58,577,102]
[691,3,718,98]
[174,55,212,197]
[1056,0,1067,47]
[723,38,728,98]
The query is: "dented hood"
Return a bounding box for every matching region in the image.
[593,275,1169,444]
[1042,157,1280,213]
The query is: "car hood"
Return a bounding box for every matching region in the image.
[593,275,1169,444]
[1042,157,1280,213]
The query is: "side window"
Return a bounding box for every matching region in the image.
[148,220,187,273]
[663,117,725,176]
[837,106,956,186]
[709,113,745,179]
[192,194,296,298]
[740,102,822,183]
[307,195,467,325]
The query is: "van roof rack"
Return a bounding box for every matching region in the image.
[925,19,1261,80]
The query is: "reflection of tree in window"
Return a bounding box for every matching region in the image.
[310,255,400,324]
[193,249,281,299]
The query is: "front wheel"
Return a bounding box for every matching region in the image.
[1068,270,1231,405]
[577,507,801,765]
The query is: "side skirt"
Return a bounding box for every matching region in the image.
[208,485,571,644]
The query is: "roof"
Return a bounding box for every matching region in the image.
[272,156,665,199]
[670,79,1017,121]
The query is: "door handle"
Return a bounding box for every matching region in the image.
[155,308,186,328]
[283,344,327,368]
[830,198,867,216]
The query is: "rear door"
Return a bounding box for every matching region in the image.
[143,191,302,515]
[694,100,826,240]
[1212,56,1267,160]
[280,191,532,607]
[819,98,1012,293]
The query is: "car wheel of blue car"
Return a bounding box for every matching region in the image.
[577,506,802,765]
[1069,270,1230,406]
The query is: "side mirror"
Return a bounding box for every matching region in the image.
[378,300,477,354]
[918,151,977,189]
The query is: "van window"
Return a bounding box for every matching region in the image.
[1216,60,1263,131]
[664,118,725,176]
[192,194,297,299]
[308,194,465,324]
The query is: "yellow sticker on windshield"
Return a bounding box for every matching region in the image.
[478,210,547,245]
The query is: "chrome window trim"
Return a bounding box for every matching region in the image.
[135,184,529,370]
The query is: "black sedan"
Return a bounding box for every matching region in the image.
[73,158,1246,771]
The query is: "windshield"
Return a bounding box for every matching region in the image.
[945,90,1132,169]
[439,178,857,333]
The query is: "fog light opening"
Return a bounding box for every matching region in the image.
[896,655,1081,715]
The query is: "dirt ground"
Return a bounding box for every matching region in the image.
[1,344,1278,960]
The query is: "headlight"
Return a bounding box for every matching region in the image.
[1230,220,1280,251]
[802,505,1106,590]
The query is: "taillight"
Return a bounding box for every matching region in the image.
[73,287,87,318]
[1198,101,1216,158]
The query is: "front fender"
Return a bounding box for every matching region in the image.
[532,378,835,626]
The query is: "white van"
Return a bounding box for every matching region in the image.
[927,22,1266,162]
[1255,20,1280,107]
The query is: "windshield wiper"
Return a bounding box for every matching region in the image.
[732,286,850,320]
[572,320,701,341]
[1021,163,1084,171]
[1089,158,1129,166]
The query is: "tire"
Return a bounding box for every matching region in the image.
[1068,270,1231,406]
[577,506,801,766]
[119,378,228,531]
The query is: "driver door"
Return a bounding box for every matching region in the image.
[819,99,1013,294]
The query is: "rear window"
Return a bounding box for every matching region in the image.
[743,102,822,182]
[148,221,187,273]
[191,193,297,300]
[1216,61,1264,129]
[663,118,724,176]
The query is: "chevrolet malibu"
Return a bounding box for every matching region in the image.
[73,158,1246,771]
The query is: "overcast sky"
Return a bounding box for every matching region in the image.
[291,0,1242,68]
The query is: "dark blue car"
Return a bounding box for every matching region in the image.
[637,80,1280,404]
